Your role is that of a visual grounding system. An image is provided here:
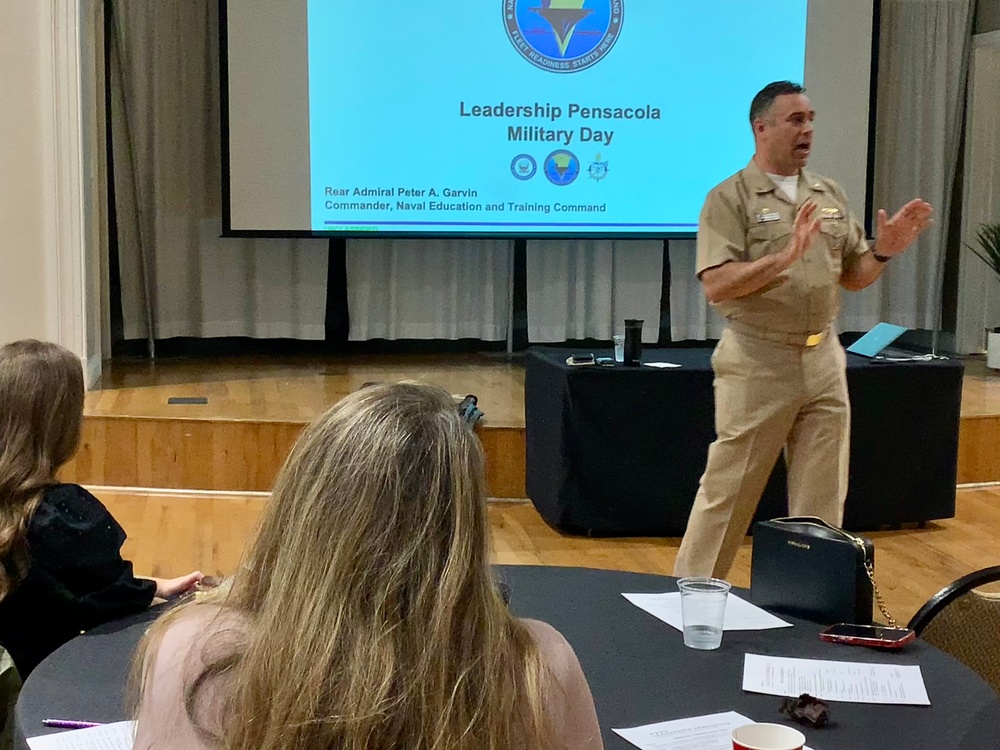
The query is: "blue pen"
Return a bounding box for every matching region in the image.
[42,719,105,729]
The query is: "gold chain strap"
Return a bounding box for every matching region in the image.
[848,534,897,628]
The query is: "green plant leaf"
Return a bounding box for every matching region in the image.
[966,222,1000,279]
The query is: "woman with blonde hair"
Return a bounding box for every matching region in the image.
[133,382,603,750]
[0,340,203,677]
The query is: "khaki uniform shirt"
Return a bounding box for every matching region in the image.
[696,158,869,335]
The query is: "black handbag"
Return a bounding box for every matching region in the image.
[750,516,896,626]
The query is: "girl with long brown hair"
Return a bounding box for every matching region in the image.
[0,340,203,677]
[133,382,603,750]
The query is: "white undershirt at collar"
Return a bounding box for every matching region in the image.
[767,173,799,203]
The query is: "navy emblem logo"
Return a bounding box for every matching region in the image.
[587,153,608,182]
[543,150,581,186]
[504,0,624,74]
[511,154,538,181]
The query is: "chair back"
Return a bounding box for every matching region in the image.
[908,566,1000,700]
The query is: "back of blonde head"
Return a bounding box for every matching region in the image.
[142,382,551,750]
[0,340,84,598]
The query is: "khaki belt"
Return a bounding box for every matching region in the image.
[728,320,829,348]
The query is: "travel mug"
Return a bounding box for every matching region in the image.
[623,319,644,366]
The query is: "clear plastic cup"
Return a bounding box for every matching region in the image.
[613,334,625,363]
[677,576,731,650]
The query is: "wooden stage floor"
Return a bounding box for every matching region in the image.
[62,352,1000,495]
[65,353,526,496]
[84,350,1000,425]
[84,353,525,426]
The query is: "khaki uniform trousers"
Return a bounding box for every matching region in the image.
[673,327,850,579]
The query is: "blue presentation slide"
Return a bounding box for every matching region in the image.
[306,1,807,236]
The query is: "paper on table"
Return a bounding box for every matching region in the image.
[613,711,753,750]
[643,362,682,368]
[743,653,931,705]
[27,721,135,750]
[622,592,792,631]
[613,711,816,750]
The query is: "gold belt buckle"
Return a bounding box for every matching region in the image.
[805,332,824,347]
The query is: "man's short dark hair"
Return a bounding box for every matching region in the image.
[749,81,805,125]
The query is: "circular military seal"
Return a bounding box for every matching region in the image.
[504,0,623,74]
[543,150,581,186]
[511,154,538,180]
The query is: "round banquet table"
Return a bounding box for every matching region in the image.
[15,566,1000,748]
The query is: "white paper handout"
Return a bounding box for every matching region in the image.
[643,362,682,368]
[27,721,135,750]
[622,592,792,631]
[742,653,930,705]
[613,711,753,750]
[613,711,816,750]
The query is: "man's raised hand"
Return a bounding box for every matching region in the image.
[875,199,933,258]
[784,200,821,267]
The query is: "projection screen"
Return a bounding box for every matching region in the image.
[223,0,876,238]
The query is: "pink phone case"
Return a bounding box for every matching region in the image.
[819,625,916,649]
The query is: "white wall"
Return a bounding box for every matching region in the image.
[0,3,58,344]
[0,1,100,384]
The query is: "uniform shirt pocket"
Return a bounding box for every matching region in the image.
[819,219,848,242]
[819,220,848,274]
[746,221,792,262]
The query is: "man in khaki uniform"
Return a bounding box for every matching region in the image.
[673,81,933,579]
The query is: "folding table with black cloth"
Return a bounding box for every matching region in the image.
[524,346,963,536]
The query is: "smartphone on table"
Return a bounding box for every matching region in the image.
[819,623,916,649]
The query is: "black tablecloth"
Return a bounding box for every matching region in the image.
[500,567,1000,750]
[525,346,964,536]
[16,567,1000,749]
[13,605,162,747]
